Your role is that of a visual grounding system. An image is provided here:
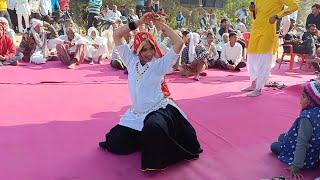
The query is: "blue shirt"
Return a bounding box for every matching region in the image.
[51,0,60,11]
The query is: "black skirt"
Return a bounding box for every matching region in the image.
[101,104,203,171]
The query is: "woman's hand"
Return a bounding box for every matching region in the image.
[139,12,154,25]
[285,166,303,179]
[153,19,166,31]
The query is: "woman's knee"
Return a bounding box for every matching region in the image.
[105,125,140,155]
[142,114,166,139]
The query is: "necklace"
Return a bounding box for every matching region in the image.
[136,62,149,80]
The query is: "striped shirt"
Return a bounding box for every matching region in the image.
[88,0,102,15]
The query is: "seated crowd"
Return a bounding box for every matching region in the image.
[0,4,249,80]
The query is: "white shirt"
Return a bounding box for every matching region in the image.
[7,0,15,10]
[116,44,186,131]
[15,0,31,15]
[29,0,40,13]
[235,9,247,20]
[220,42,243,65]
[85,35,106,46]
[54,33,84,52]
[40,0,52,15]
[105,10,121,21]
[235,22,247,33]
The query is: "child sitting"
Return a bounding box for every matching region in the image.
[271,81,320,179]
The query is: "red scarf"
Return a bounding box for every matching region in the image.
[133,32,171,97]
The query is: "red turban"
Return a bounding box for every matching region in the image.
[133,31,171,97]
[133,31,163,58]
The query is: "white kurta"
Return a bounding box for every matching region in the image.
[54,33,84,52]
[85,36,108,60]
[117,44,187,131]
[40,0,52,16]
[29,0,40,13]
[220,42,243,65]
[15,0,31,15]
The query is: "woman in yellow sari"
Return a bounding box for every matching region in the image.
[243,0,299,97]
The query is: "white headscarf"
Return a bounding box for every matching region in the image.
[87,26,99,39]
[188,32,200,63]
[31,18,43,29]
[0,17,9,29]
[0,17,16,43]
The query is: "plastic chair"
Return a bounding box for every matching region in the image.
[278,44,310,70]
[242,32,250,47]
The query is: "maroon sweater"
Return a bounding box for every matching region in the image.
[0,35,16,60]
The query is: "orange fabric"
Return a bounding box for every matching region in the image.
[133,31,171,97]
[133,31,163,58]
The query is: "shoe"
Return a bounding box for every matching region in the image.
[99,141,108,149]
[247,89,261,97]
[89,61,94,65]
[11,61,19,66]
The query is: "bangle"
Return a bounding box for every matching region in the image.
[128,21,137,31]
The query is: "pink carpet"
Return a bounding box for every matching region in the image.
[0,61,319,180]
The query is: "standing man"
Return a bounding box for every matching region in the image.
[87,0,102,28]
[235,6,248,24]
[7,0,17,31]
[243,0,299,97]
[40,0,53,22]
[0,0,12,27]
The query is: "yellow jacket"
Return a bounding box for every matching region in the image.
[0,0,8,11]
[247,0,299,54]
